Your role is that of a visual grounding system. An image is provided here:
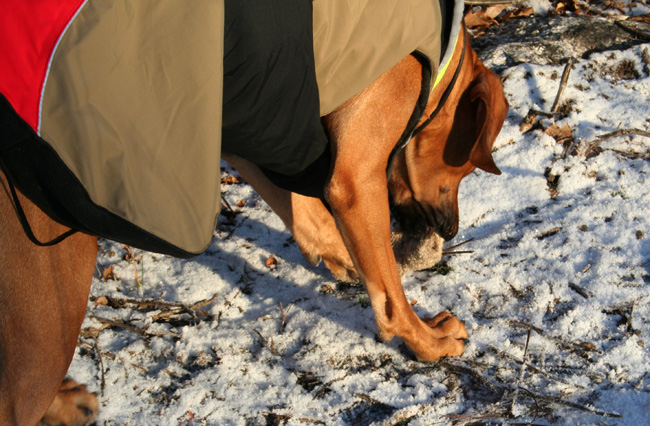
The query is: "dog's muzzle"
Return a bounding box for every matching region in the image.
[392,200,459,241]
[390,200,457,275]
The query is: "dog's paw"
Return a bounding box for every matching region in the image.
[410,312,467,362]
[423,311,468,340]
[41,379,98,426]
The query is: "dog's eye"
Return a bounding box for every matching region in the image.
[80,405,95,417]
[440,185,451,194]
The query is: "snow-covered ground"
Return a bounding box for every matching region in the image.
[67,17,650,426]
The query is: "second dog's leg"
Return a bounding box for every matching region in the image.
[0,179,98,426]
[223,154,357,282]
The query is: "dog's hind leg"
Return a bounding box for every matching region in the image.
[223,154,358,282]
[0,176,98,426]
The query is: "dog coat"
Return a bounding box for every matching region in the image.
[0,0,462,257]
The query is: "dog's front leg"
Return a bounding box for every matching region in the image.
[324,56,467,361]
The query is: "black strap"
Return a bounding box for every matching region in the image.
[0,157,77,247]
[386,52,432,180]
[412,25,467,138]
[386,23,468,180]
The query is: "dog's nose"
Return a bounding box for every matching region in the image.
[438,220,458,241]
[431,206,458,241]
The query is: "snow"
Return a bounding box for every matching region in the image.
[67,31,650,426]
[523,0,555,15]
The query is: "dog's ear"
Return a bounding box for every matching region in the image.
[468,68,508,175]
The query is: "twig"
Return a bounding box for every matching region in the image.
[529,109,562,118]
[582,128,650,157]
[634,372,647,390]
[97,350,148,373]
[91,315,146,336]
[520,109,563,133]
[221,194,235,212]
[92,293,218,311]
[277,301,289,332]
[616,20,650,39]
[488,344,590,390]
[133,262,143,296]
[442,238,476,256]
[443,238,475,253]
[441,360,622,418]
[569,282,593,299]
[551,58,574,113]
[510,328,532,416]
[520,58,574,133]
[612,149,650,160]
[593,128,650,142]
[442,250,474,256]
[313,375,347,399]
[520,387,542,425]
[93,337,106,396]
[536,227,562,240]
[91,293,219,324]
[90,315,181,339]
[464,0,517,4]
[508,320,599,355]
[253,328,278,356]
[441,409,505,422]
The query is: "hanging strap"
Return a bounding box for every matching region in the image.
[0,157,77,247]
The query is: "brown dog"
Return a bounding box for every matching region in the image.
[0,23,507,426]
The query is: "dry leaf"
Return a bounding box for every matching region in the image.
[464,10,498,29]
[485,4,509,19]
[629,14,650,23]
[544,123,574,143]
[236,200,246,208]
[511,7,533,19]
[221,175,241,185]
[94,295,109,305]
[579,342,597,351]
[123,245,136,262]
[102,266,117,281]
[265,257,278,270]
[320,284,334,293]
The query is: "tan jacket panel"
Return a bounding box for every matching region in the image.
[40,0,224,254]
[313,0,442,116]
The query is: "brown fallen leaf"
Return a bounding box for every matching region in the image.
[102,266,117,281]
[544,123,574,144]
[265,256,278,270]
[509,6,533,19]
[485,4,510,19]
[465,9,498,30]
[579,342,597,351]
[123,245,136,262]
[221,175,241,185]
[630,14,650,23]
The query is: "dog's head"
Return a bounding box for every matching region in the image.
[389,35,508,272]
